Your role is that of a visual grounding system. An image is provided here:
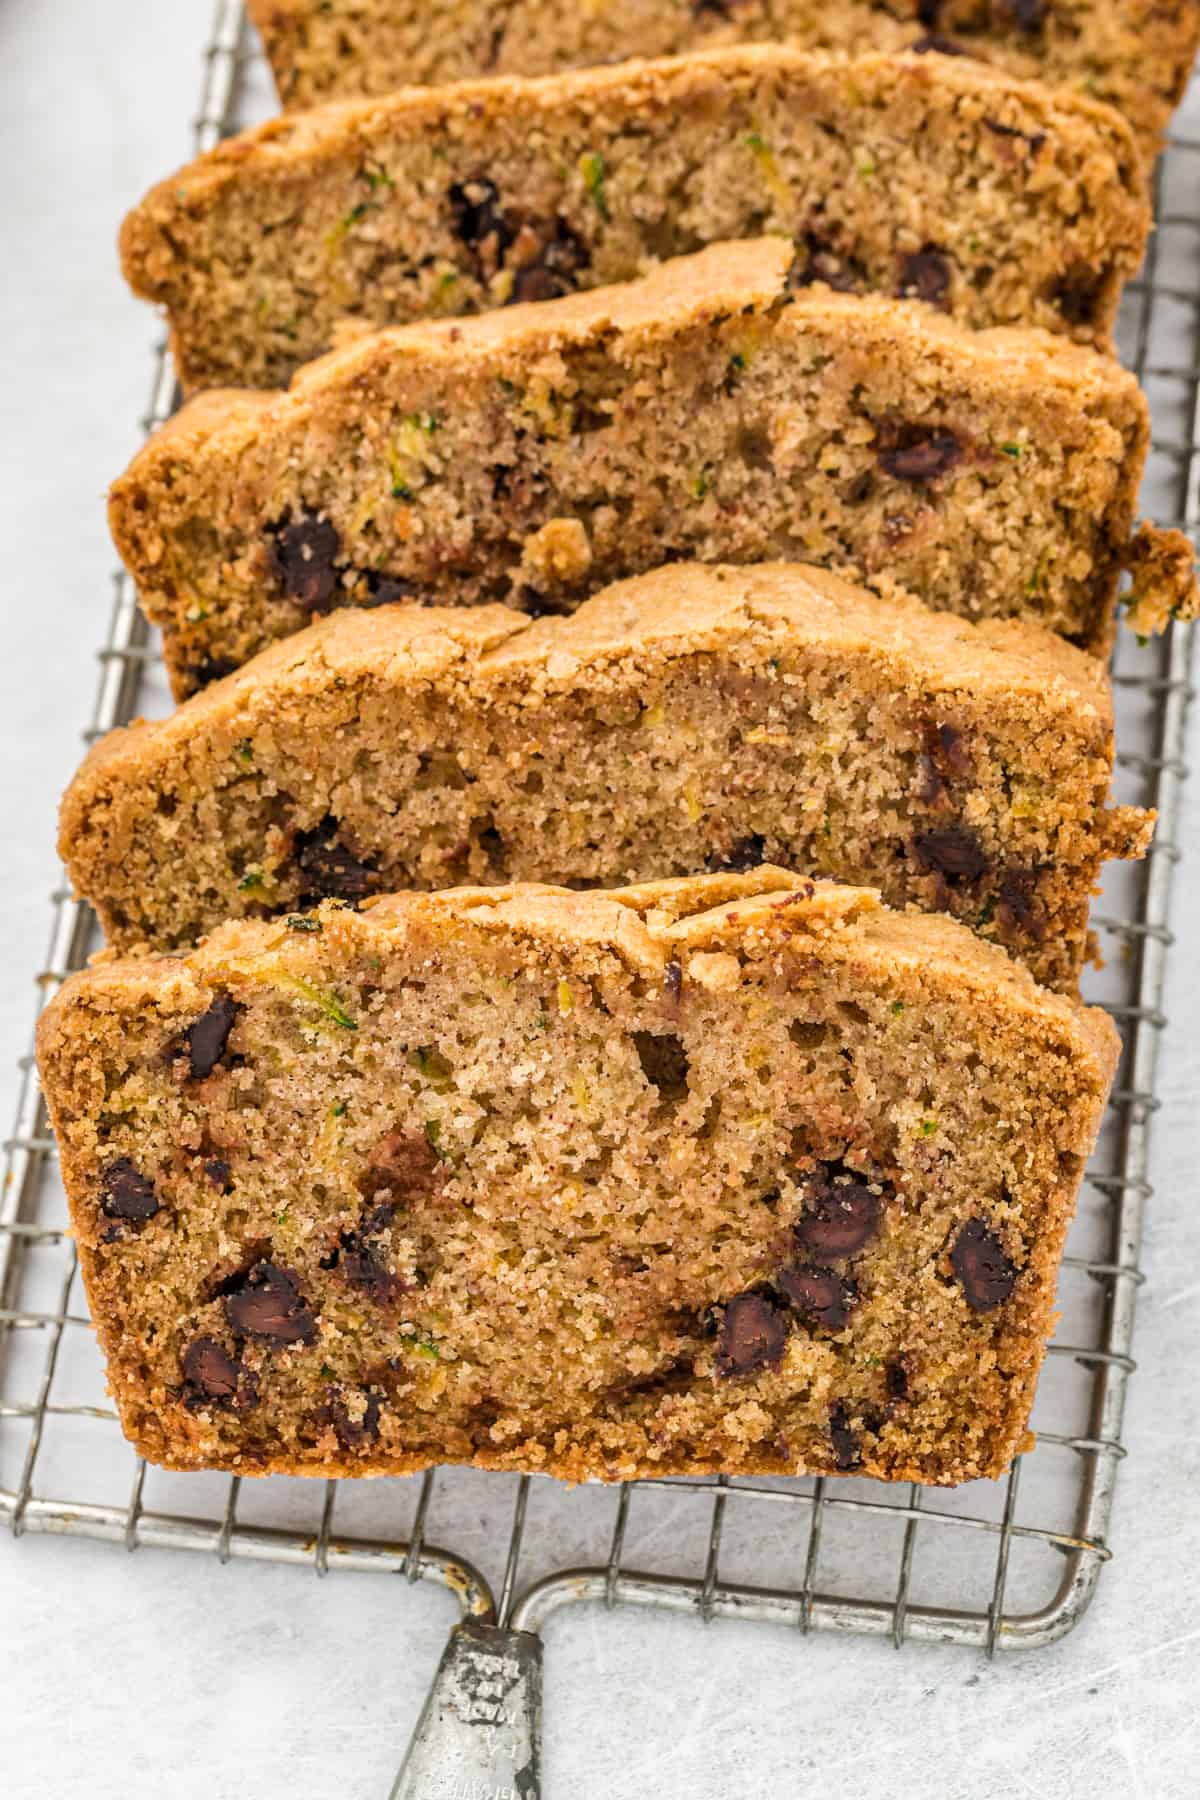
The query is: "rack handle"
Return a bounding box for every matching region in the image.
[390,1619,542,1799]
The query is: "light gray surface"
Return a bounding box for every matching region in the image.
[1,4,1198,1795]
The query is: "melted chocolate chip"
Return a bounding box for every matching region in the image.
[793,1170,883,1259]
[223,1262,318,1345]
[204,1157,232,1192]
[361,571,418,607]
[912,825,990,884]
[1053,264,1105,327]
[664,958,683,1002]
[100,1158,160,1223]
[358,1130,444,1203]
[878,428,964,484]
[448,175,517,268]
[268,513,342,613]
[326,1386,382,1450]
[1000,0,1045,30]
[338,1200,407,1305]
[910,31,970,54]
[715,1291,789,1378]
[791,232,867,295]
[917,0,942,25]
[181,1337,257,1411]
[897,246,953,310]
[294,817,378,904]
[996,865,1046,939]
[777,1266,858,1330]
[950,1219,1019,1311]
[509,219,590,305]
[183,655,239,691]
[886,1358,910,1402]
[708,834,767,874]
[185,995,239,1080]
[829,1402,862,1471]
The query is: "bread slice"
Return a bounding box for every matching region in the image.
[245,0,1200,166]
[36,871,1118,1485]
[108,240,1196,699]
[61,562,1152,990]
[121,47,1150,391]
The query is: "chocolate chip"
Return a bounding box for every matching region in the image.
[791,232,868,295]
[794,1170,883,1258]
[983,117,1047,156]
[294,816,378,904]
[951,1219,1018,1311]
[995,865,1046,939]
[878,427,964,484]
[917,0,942,24]
[897,246,953,310]
[183,655,239,690]
[337,1200,407,1305]
[509,218,590,304]
[361,571,418,607]
[829,1402,861,1471]
[777,1266,858,1330]
[1052,264,1105,328]
[664,958,683,1001]
[181,1337,257,1411]
[204,1157,232,1192]
[100,1158,160,1223]
[910,31,970,54]
[326,1386,382,1450]
[448,175,517,270]
[714,1291,789,1378]
[999,0,1045,30]
[912,825,990,884]
[886,1358,910,1402]
[223,1262,318,1345]
[358,1130,444,1203]
[185,995,239,1080]
[633,1032,689,1101]
[268,513,342,613]
[708,834,767,873]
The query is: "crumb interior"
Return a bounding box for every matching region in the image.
[42,890,1106,1485]
[131,48,1143,389]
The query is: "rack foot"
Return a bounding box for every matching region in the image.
[390,1619,542,1799]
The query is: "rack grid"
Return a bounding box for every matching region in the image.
[2,6,1197,1792]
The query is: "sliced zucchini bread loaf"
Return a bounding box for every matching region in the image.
[61,563,1152,989]
[121,47,1150,391]
[245,0,1200,167]
[36,872,1118,1484]
[108,239,1197,699]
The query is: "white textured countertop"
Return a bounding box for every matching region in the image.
[1,5,1198,1795]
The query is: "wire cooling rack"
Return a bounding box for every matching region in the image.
[2,5,1197,1792]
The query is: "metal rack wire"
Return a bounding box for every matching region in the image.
[2,5,1197,1793]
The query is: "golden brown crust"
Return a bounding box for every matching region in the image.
[38,874,1117,1485]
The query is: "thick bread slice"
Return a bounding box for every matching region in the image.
[61,561,1152,989]
[37,870,1118,1485]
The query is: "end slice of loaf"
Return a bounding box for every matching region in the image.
[121,47,1150,390]
[36,871,1118,1485]
[244,0,1200,167]
[61,561,1152,990]
[108,239,1197,698]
